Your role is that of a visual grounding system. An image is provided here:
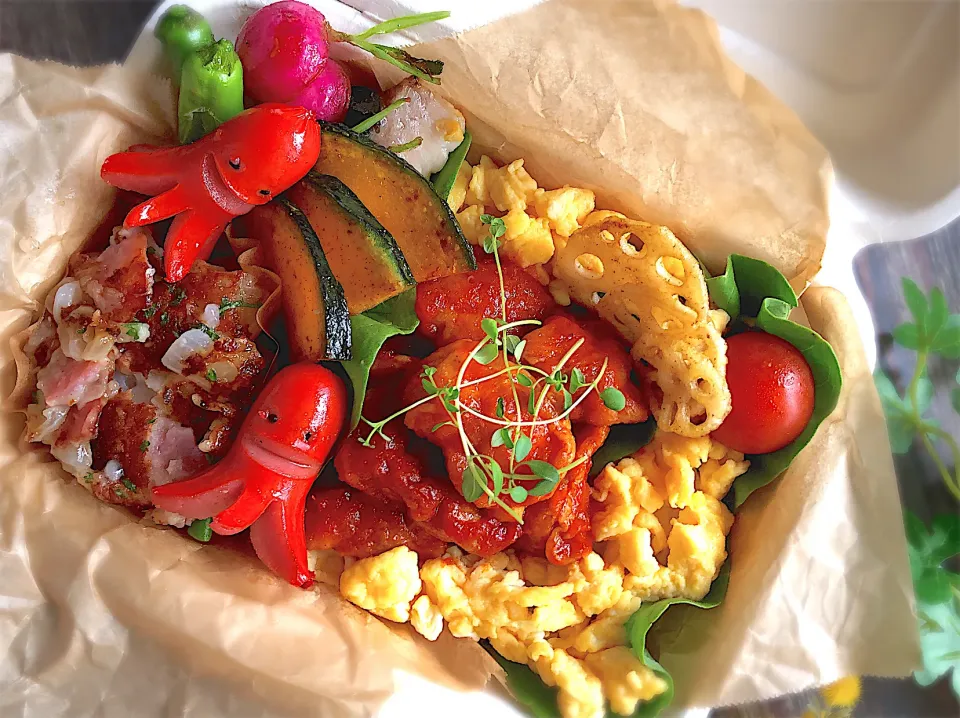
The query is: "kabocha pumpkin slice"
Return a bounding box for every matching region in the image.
[287,173,415,314]
[241,199,351,361]
[313,121,476,281]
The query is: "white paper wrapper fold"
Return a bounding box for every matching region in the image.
[0,1,918,716]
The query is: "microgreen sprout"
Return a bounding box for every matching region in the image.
[358,213,626,521]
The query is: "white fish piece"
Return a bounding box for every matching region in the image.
[371,77,466,177]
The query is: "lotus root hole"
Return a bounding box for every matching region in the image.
[619,232,645,257]
[656,256,686,286]
[575,253,605,279]
[600,229,616,243]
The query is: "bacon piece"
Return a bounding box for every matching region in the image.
[94,393,205,502]
[516,424,609,565]
[121,262,266,389]
[71,227,155,322]
[305,488,446,559]
[416,258,554,344]
[57,399,105,445]
[37,349,111,407]
[335,423,523,557]
[522,314,648,426]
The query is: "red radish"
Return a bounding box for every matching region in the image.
[288,59,351,123]
[236,3,449,120]
[236,1,330,103]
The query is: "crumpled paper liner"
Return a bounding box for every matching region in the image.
[0,0,918,716]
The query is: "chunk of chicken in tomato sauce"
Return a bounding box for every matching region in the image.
[335,421,522,557]
[416,258,554,344]
[305,488,447,559]
[515,424,608,565]
[403,340,576,513]
[522,314,648,426]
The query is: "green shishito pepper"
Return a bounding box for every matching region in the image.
[155,4,215,82]
[178,39,245,144]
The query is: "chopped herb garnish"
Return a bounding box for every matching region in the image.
[139,440,150,452]
[121,478,137,492]
[195,323,219,340]
[170,286,187,306]
[83,472,94,483]
[205,367,218,382]
[77,326,87,335]
[218,297,262,313]
[122,322,150,341]
[143,304,159,319]
[388,137,424,154]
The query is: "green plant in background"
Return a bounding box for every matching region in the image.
[873,278,960,696]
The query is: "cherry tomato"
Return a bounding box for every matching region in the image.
[711,331,815,455]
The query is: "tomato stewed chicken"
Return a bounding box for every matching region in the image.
[322,259,650,565]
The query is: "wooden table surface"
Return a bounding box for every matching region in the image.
[1,2,958,717]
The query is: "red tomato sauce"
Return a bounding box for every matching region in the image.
[310,260,651,565]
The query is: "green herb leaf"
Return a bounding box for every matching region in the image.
[526,460,560,484]
[932,316,960,358]
[562,388,573,411]
[875,370,918,454]
[527,478,558,497]
[732,296,843,507]
[488,459,505,495]
[188,517,213,542]
[893,322,922,350]
[517,372,533,388]
[482,235,501,254]
[916,375,934,415]
[600,387,626,411]
[904,511,960,694]
[431,129,472,202]
[504,334,521,355]
[474,342,499,365]
[343,291,420,429]
[139,440,150,452]
[589,419,657,477]
[496,397,506,419]
[509,485,529,503]
[461,463,486,502]
[514,433,532,462]
[513,338,527,361]
[205,367,217,383]
[569,367,586,394]
[491,428,506,448]
[481,317,500,340]
[170,286,187,306]
[903,278,928,326]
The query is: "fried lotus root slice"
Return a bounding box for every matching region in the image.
[552,215,730,437]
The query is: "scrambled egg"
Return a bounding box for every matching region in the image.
[325,432,748,718]
[339,546,422,622]
[453,155,596,268]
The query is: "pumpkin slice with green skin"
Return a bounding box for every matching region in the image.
[314,121,476,282]
[241,199,351,362]
[286,173,415,314]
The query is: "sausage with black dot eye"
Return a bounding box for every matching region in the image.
[152,362,347,587]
